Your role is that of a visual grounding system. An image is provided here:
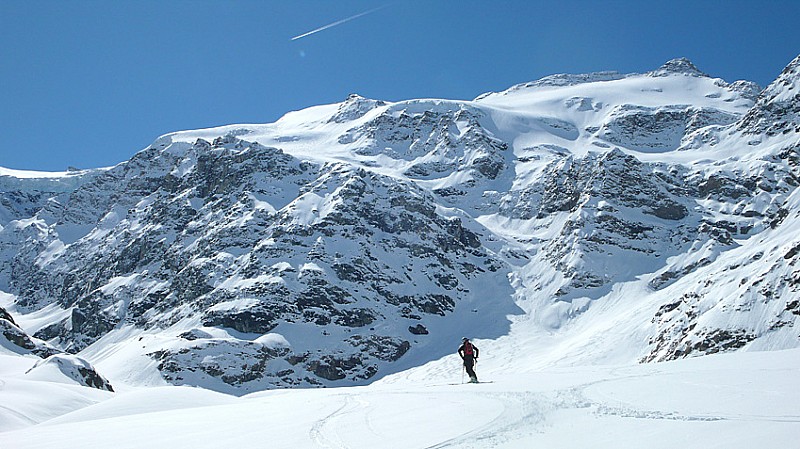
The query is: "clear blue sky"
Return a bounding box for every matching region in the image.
[2,0,799,171]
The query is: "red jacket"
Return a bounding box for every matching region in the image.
[458,341,479,359]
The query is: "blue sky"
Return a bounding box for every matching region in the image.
[2,0,799,171]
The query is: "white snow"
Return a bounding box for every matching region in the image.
[253,333,290,348]
[0,349,796,448]
[0,167,84,179]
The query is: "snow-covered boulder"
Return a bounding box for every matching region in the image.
[25,354,114,391]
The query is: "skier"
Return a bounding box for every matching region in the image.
[458,337,480,383]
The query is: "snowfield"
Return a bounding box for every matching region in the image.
[1,348,798,448]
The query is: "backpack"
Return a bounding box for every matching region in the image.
[463,341,474,356]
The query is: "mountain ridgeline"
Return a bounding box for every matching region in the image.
[1,56,799,394]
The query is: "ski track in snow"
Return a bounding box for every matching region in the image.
[310,395,368,449]
[422,392,548,449]
[0,403,37,427]
[313,377,728,448]
[1,350,799,449]
[307,389,540,449]
[304,360,800,448]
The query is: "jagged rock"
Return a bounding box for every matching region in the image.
[0,306,60,358]
[648,57,708,78]
[1,309,36,351]
[306,355,365,381]
[328,94,387,123]
[202,308,280,334]
[408,324,429,335]
[148,335,291,392]
[347,335,411,362]
[738,54,800,136]
[0,306,17,326]
[599,105,690,152]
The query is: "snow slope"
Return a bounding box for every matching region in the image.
[0,348,797,448]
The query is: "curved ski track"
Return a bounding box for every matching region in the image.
[306,372,800,449]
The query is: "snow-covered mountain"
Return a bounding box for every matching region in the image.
[1,55,799,400]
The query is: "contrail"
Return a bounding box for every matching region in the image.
[290,5,389,41]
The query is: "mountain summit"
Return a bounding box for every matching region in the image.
[649,57,708,77]
[1,55,799,393]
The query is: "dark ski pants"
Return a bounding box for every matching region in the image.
[463,355,477,380]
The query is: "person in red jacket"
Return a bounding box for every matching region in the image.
[458,337,480,383]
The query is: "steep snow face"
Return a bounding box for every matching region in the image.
[738,54,800,137]
[1,56,799,394]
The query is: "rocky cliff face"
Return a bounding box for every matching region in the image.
[1,55,799,393]
[738,55,800,137]
[2,135,515,392]
[642,55,800,362]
